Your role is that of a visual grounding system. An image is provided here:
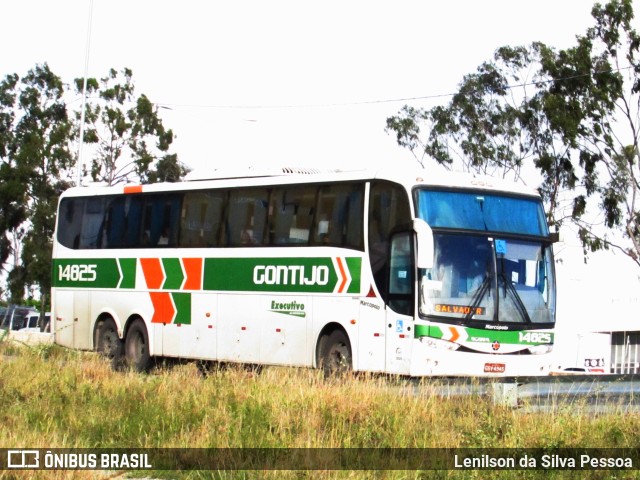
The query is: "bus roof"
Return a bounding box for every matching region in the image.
[60,165,541,199]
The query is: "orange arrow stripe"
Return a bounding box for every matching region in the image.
[141,258,165,289]
[449,326,460,343]
[336,257,347,293]
[149,292,175,324]
[182,258,203,290]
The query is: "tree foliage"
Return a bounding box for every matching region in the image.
[387,46,546,181]
[386,0,640,267]
[75,68,189,185]
[537,0,640,265]
[0,64,74,304]
[17,64,75,304]
[0,64,187,304]
[0,73,23,273]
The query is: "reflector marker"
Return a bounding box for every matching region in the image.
[123,185,143,194]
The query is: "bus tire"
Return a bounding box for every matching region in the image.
[95,317,123,363]
[124,319,151,372]
[319,329,352,376]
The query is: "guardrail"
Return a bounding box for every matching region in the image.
[411,374,640,412]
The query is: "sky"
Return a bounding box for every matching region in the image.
[3,0,603,173]
[3,0,640,328]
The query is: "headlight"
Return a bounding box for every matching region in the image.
[527,344,553,355]
[419,336,460,351]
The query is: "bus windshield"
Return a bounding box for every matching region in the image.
[420,234,555,325]
[416,189,549,236]
[416,189,555,327]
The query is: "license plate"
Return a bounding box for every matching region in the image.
[484,363,506,373]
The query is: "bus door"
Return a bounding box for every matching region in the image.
[357,299,386,372]
[357,287,386,372]
[384,231,415,375]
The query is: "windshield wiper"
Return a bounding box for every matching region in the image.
[464,274,491,321]
[464,240,532,324]
[498,260,532,324]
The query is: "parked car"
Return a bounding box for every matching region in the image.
[0,305,37,331]
[23,311,52,333]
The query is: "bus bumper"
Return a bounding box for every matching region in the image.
[409,342,555,377]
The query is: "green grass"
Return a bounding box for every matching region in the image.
[1,341,639,479]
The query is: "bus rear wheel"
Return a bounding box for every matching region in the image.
[124,319,151,372]
[95,317,123,362]
[319,330,352,376]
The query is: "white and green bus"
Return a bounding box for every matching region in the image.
[52,166,557,376]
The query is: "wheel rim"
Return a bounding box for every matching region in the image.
[325,340,350,372]
[102,328,119,358]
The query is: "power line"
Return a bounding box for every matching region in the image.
[156,65,634,112]
[77,0,94,187]
[156,92,455,110]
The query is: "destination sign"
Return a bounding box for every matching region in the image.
[434,304,486,316]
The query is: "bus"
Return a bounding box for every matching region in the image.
[51,166,558,376]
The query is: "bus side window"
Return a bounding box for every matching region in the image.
[388,231,414,316]
[105,197,126,248]
[314,183,364,249]
[80,197,107,249]
[368,181,411,296]
[345,186,364,248]
[140,194,181,247]
[226,188,269,247]
[180,191,224,247]
[57,198,85,249]
[124,196,143,247]
[270,186,316,245]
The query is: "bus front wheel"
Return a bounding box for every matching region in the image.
[319,330,352,376]
[124,319,151,372]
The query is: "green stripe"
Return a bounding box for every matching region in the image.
[162,258,184,290]
[53,256,362,295]
[53,259,119,289]
[415,324,554,345]
[118,258,137,288]
[203,257,361,294]
[345,257,362,294]
[53,258,137,289]
[172,292,191,325]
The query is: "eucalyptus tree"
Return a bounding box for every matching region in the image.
[0,73,22,279]
[387,0,640,266]
[74,67,189,185]
[536,0,640,265]
[385,45,572,228]
[0,64,74,304]
[386,49,531,180]
[0,65,189,304]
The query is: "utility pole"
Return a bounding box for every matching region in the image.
[77,0,94,187]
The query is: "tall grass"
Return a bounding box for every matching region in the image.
[1,340,639,479]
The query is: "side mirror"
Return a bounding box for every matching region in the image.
[549,231,562,243]
[413,218,434,269]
